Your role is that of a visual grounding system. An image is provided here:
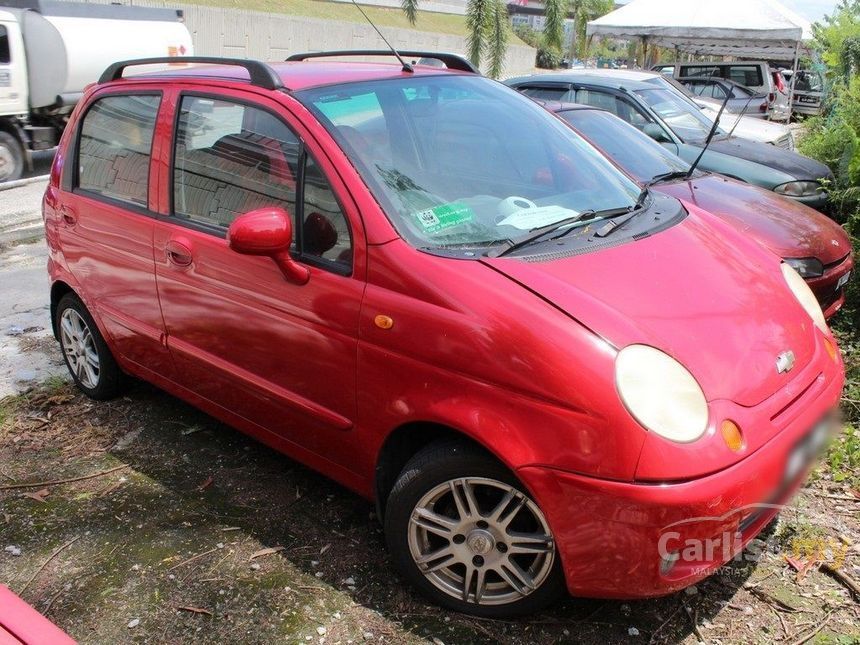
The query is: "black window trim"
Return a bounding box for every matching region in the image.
[68,89,164,216]
[169,90,353,277]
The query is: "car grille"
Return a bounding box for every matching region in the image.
[775,133,794,150]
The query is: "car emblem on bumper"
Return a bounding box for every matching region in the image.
[776,350,796,374]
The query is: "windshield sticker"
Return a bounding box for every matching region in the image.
[498,205,580,230]
[414,202,475,234]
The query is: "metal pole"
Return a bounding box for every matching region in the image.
[787,40,800,122]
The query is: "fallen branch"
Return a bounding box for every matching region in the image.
[820,563,860,601]
[19,536,81,595]
[746,585,799,612]
[0,465,129,491]
[168,547,218,571]
[787,609,834,645]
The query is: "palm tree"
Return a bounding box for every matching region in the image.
[400,0,509,77]
[542,0,614,62]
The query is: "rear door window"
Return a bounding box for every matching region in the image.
[518,86,574,102]
[77,94,161,207]
[727,66,764,87]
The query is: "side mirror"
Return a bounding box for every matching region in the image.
[643,123,671,143]
[227,207,309,285]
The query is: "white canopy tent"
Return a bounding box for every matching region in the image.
[586,0,812,61]
[586,0,813,117]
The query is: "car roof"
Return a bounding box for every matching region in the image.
[118,60,471,92]
[506,68,660,91]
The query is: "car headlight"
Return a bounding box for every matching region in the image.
[774,181,822,197]
[781,262,827,332]
[615,345,708,443]
[784,257,824,278]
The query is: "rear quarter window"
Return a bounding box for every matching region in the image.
[76,94,161,207]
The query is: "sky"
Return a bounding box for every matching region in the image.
[778,0,838,23]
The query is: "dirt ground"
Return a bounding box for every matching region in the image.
[0,372,858,644]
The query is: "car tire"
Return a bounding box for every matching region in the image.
[384,441,565,617]
[0,131,24,182]
[56,293,127,400]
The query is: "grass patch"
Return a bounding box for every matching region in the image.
[179,0,525,42]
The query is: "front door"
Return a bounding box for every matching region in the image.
[153,89,364,458]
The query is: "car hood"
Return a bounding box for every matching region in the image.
[705,137,832,180]
[654,174,851,265]
[718,114,791,144]
[482,204,817,408]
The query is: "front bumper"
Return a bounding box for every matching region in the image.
[518,346,844,599]
[807,252,853,319]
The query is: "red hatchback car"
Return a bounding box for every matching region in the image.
[43,53,844,617]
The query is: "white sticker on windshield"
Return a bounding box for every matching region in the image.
[498,205,580,230]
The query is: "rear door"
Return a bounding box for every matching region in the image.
[58,89,173,377]
[152,86,365,458]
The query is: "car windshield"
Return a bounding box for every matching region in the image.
[635,87,719,142]
[558,109,688,183]
[296,76,641,251]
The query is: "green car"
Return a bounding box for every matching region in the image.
[505,69,833,212]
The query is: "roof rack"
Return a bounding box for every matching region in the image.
[286,50,480,74]
[98,57,284,90]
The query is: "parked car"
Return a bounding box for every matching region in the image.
[542,102,853,318]
[782,68,826,116]
[645,73,795,149]
[0,585,75,644]
[45,53,844,617]
[653,60,790,121]
[505,69,833,210]
[678,77,767,118]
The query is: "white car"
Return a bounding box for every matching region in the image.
[696,99,795,150]
[648,74,795,150]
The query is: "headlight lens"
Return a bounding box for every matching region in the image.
[774,180,821,197]
[781,262,827,332]
[615,345,708,443]
[784,256,824,278]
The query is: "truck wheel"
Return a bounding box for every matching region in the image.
[0,131,23,182]
[384,441,565,617]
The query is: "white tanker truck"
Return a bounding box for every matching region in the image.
[0,0,192,180]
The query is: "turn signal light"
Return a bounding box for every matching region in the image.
[824,336,838,361]
[374,315,394,330]
[721,420,744,452]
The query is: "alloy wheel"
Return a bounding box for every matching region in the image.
[407,477,555,606]
[60,308,100,389]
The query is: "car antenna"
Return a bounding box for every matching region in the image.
[725,92,760,139]
[686,90,731,179]
[350,0,414,73]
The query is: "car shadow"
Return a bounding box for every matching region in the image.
[96,380,761,643]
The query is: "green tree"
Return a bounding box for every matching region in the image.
[541,0,613,61]
[812,0,860,74]
[402,0,510,78]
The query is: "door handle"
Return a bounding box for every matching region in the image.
[165,240,193,267]
[61,207,77,226]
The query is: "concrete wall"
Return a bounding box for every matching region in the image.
[66,0,536,76]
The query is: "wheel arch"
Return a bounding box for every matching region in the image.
[50,280,75,339]
[375,421,509,519]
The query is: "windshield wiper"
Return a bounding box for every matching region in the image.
[646,170,690,187]
[487,212,597,258]
[593,189,651,239]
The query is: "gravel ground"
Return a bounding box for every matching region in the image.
[0,380,858,644]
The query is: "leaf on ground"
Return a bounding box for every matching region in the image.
[176,606,212,616]
[196,476,214,491]
[181,425,203,436]
[21,488,49,503]
[785,554,818,580]
[249,546,284,561]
